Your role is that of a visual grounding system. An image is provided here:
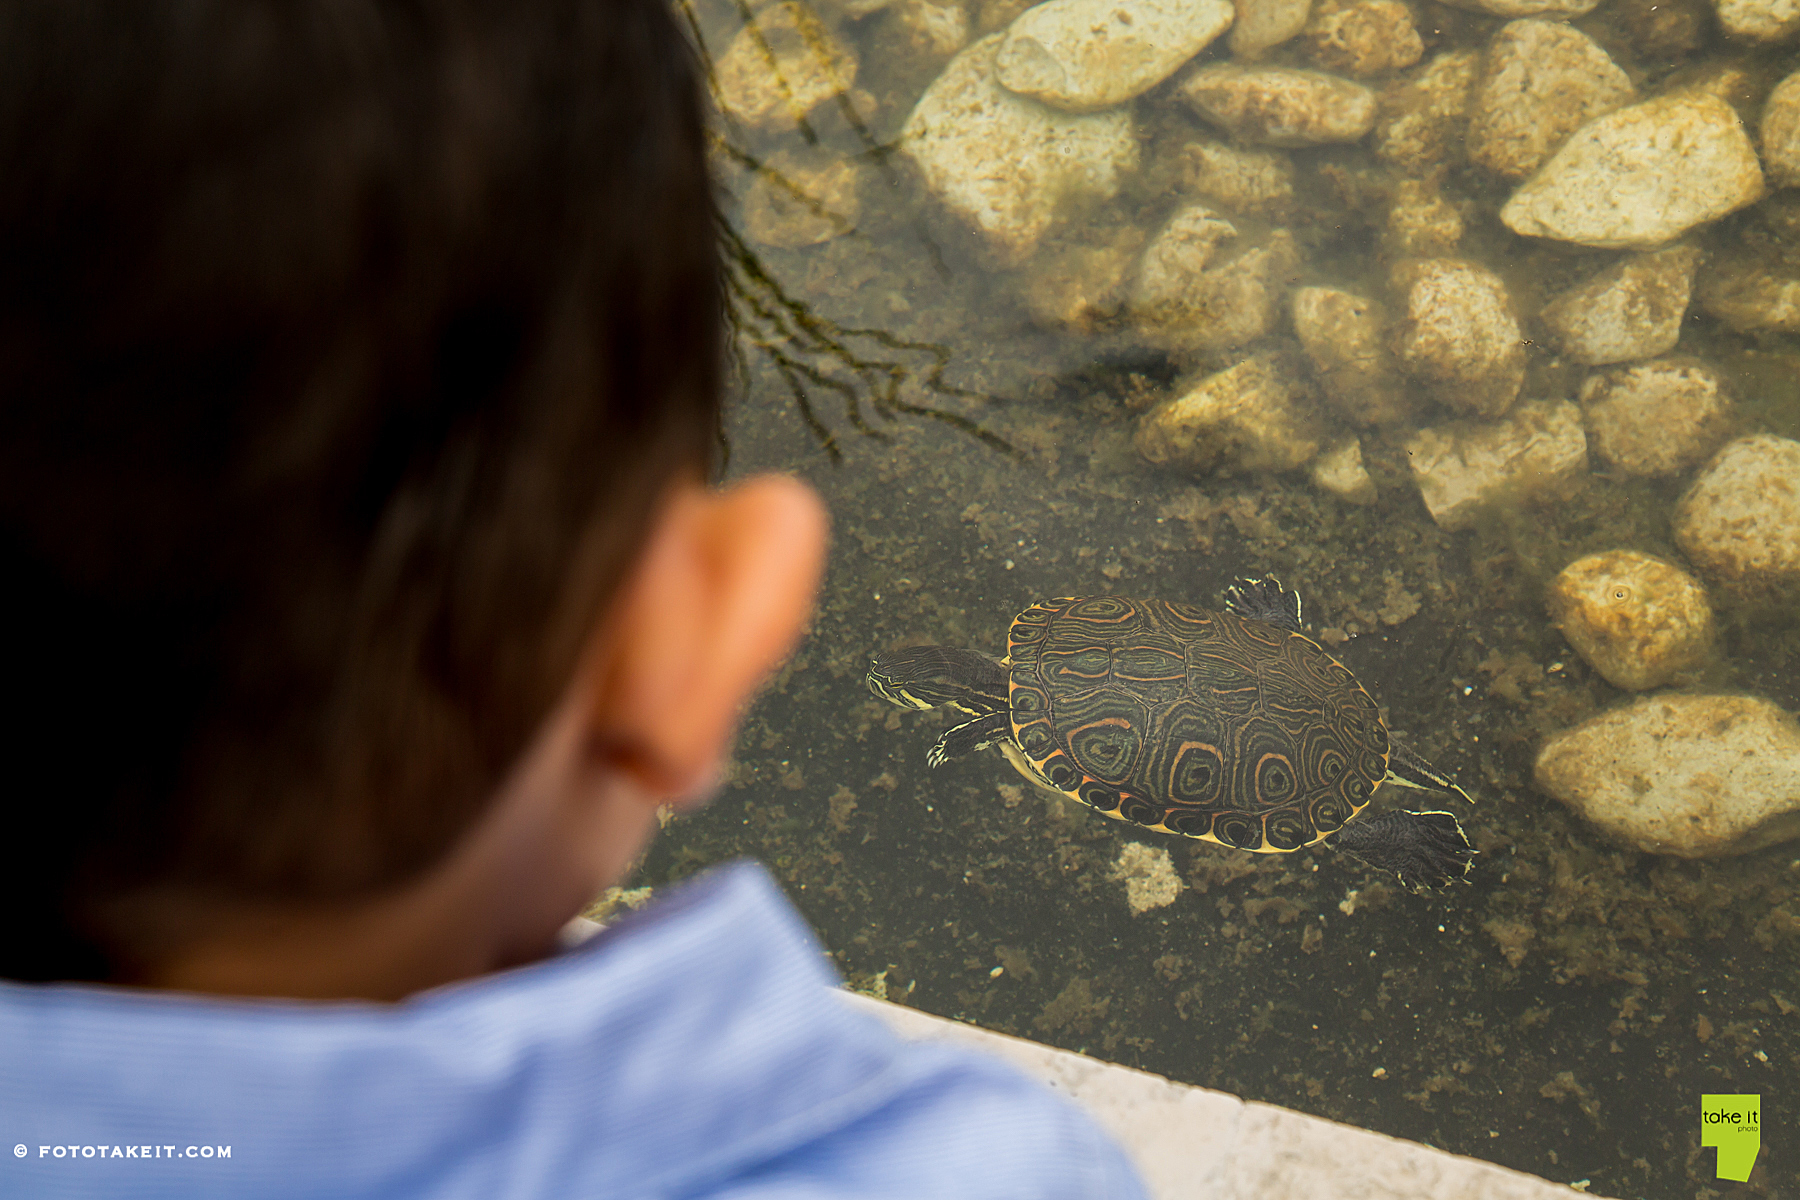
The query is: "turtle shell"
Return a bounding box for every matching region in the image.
[1007,595,1389,852]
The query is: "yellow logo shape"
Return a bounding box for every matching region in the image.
[1701,1094,1761,1182]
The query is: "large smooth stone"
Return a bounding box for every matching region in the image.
[1391,259,1526,417]
[996,0,1233,112]
[1673,434,1800,605]
[1578,357,1733,477]
[901,35,1139,265]
[1762,70,1800,188]
[1178,64,1378,147]
[1500,93,1764,249]
[715,3,859,131]
[1404,401,1588,531]
[1438,0,1599,15]
[1546,550,1714,691]
[1467,21,1633,181]
[1539,245,1702,365]
[1716,0,1800,41]
[1134,352,1325,472]
[1130,208,1301,355]
[1535,694,1800,857]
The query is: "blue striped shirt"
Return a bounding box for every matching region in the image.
[1,861,1148,1198]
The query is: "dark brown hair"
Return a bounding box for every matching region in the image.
[0,0,722,980]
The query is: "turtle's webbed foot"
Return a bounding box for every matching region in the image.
[1330,809,1475,891]
[1224,576,1304,633]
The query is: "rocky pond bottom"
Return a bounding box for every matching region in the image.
[654,1,1800,1196]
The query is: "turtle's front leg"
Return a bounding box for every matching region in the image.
[927,711,1012,768]
[1329,809,1475,890]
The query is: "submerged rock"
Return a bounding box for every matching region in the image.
[1130,207,1300,355]
[1439,0,1600,15]
[1500,92,1765,248]
[1291,287,1414,426]
[1230,0,1315,57]
[1177,140,1298,216]
[1715,0,1800,41]
[1535,694,1800,857]
[743,152,862,248]
[715,3,860,131]
[1546,550,1714,691]
[1384,178,1465,258]
[1391,259,1526,418]
[1578,358,1734,477]
[1404,401,1588,530]
[1373,51,1480,174]
[996,0,1233,112]
[1673,435,1800,605]
[1697,254,1800,332]
[1134,352,1325,473]
[1299,0,1424,77]
[1311,438,1380,505]
[1178,64,1379,147]
[1764,70,1800,187]
[1540,246,1703,365]
[1467,21,1634,181]
[901,35,1139,265]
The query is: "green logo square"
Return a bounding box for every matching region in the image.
[1701,1094,1761,1182]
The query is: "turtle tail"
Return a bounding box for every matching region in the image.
[1329,809,1474,890]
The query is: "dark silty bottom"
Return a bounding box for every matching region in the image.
[1328,809,1475,890]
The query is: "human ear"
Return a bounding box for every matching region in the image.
[590,474,827,799]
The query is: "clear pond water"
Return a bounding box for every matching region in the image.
[627,4,1800,1197]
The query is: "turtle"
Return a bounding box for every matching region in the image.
[866,578,1475,889]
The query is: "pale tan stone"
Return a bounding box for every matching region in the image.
[1018,226,1144,331]
[743,152,862,248]
[1762,70,1800,188]
[1500,93,1765,249]
[715,3,859,131]
[996,0,1233,111]
[1716,0,1800,40]
[1373,51,1480,174]
[1467,21,1634,181]
[1391,259,1526,418]
[1384,178,1463,257]
[1130,208,1300,355]
[1439,0,1599,14]
[1547,551,1714,690]
[1300,0,1423,78]
[1698,255,1800,333]
[1674,434,1800,605]
[1540,246,1703,365]
[1578,358,1734,476]
[1291,287,1414,426]
[1178,141,1297,215]
[1178,64,1378,147]
[1535,694,1800,857]
[1229,0,1314,56]
[1135,352,1326,472]
[1404,401,1588,531]
[1311,439,1380,505]
[901,35,1138,265]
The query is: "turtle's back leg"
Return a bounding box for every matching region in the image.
[1224,576,1304,633]
[1385,736,1476,805]
[867,646,1008,715]
[1329,809,1474,890]
[928,711,1012,768]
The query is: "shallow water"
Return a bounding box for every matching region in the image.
[633,4,1799,1196]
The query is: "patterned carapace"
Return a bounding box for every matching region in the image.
[1006,595,1389,852]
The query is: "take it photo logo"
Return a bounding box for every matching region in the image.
[1701,1094,1761,1183]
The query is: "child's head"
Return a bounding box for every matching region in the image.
[2,0,823,991]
